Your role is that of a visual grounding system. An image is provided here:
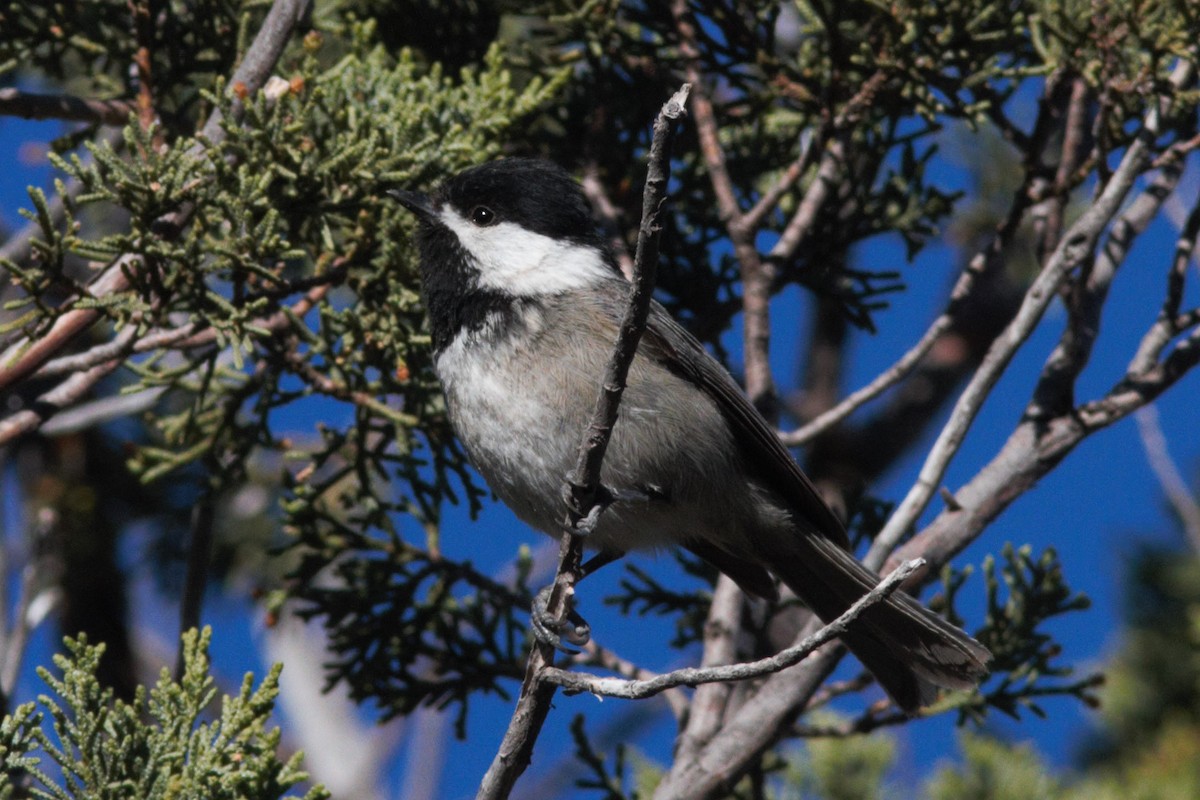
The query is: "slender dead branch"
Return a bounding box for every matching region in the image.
[801,672,875,712]
[0,326,137,445]
[477,84,690,800]
[581,163,635,280]
[865,58,1195,572]
[767,136,847,264]
[673,575,746,763]
[577,641,689,721]
[781,296,956,447]
[1135,405,1200,552]
[741,137,819,233]
[542,559,925,700]
[781,166,1037,448]
[0,88,136,125]
[653,614,841,800]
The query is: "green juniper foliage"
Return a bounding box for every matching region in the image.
[944,544,1102,722]
[3,16,567,731]
[0,628,326,800]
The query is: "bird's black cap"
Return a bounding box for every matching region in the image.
[412,159,608,250]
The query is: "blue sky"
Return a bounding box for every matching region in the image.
[3,101,1199,799]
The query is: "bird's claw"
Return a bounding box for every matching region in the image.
[531,583,591,653]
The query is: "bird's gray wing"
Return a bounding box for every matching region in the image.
[639,300,851,551]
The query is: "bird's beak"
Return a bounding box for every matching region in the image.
[388,188,437,221]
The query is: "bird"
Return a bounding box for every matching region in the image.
[390,157,990,712]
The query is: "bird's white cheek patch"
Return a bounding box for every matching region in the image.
[438,212,610,296]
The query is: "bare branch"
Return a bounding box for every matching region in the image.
[38,386,165,437]
[581,163,635,280]
[792,708,909,738]
[1031,75,1090,265]
[865,58,1196,572]
[577,641,689,720]
[1161,181,1200,322]
[197,0,312,145]
[541,559,925,700]
[781,293,956,447]
[657,58,1200,800]
[0,326,137,445]
[1082,324,1200,429]
[887,320,1200,575]
[652,615,841,799]
[1135,405,1200,552]
[781,167,1038,448]
[671,0,776,408]
[1030,158,1184,419]
[477,84,690,800]
[767,137,847,264]
[0,258,136,395]
[741,136,819,233]
[0,88,135,125]
[673,575,746,763]
[801,672,875,712]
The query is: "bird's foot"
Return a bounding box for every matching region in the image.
[531,583,591,653]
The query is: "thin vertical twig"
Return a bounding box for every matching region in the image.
[476,85,691,800]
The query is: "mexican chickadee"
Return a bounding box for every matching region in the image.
[391,158,990,711]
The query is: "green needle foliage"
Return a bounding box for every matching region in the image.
[3,15,567,732]
[940,544,1102,723]
[0,628,326,800]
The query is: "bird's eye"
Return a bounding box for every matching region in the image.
[470,206,497,227]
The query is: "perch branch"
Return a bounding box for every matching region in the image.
[542,559,924,700]
[477,84,690,800]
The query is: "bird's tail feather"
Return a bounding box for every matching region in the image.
[765,532,991,713]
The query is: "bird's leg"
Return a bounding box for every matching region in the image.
[530,548,627,652]
[565,482,668,536]
[532,483,665,651]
